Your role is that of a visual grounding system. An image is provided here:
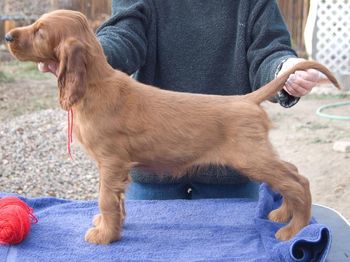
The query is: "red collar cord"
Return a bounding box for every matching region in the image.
[67,109,73,159]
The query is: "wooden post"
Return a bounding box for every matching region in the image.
[0,22,4,41]
[4,20,16,34]
[277,0,310,57]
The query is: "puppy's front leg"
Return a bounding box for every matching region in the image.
[93,193,126,227]
[85,162,130,245]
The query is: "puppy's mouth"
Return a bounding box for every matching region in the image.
[7,44,57,75]
[6,44,25,60]
[7,44,36,62]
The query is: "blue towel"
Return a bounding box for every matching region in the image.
[0,184,331,261]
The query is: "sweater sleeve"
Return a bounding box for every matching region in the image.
[96,0,151,75]
[246,0,299,107]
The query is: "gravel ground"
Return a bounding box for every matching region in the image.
[0,109,99,200]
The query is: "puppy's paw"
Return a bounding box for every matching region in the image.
[275,225,297,241]
[268,208,291,223]
[92,214,102,227]
[84,227,120,245]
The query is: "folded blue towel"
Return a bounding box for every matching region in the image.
[0,184,331,261]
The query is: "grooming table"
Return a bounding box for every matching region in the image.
[0,184,348,262]
[312,204,350,262]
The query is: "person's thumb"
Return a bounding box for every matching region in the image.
[38,62,59,77]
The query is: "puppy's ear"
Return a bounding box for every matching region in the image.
[57,38,87,111]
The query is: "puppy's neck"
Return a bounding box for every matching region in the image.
[85,51,115,84]
[78,42,132,113]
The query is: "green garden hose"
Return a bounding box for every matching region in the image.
[316,101,350,120]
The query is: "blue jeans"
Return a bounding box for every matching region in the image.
[126,181,260,200]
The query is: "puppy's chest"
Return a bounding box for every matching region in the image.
[72,112,117,155]
[72,114,97,147]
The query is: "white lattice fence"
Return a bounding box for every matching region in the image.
[305,0,350,88]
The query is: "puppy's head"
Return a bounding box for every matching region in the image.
[6,10,93,110]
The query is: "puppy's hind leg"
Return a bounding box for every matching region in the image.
[222,145,311,241]
[268,198,292,223]
[268,161,298,223]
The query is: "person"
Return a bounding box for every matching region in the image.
[39,0,323,200]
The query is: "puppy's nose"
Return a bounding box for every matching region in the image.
[5,33,14,42]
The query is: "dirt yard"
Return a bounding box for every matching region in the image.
[0,59,349,220]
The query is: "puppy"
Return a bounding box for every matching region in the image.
[6,10,340,244]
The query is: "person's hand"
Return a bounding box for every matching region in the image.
[38,61,59,77]
[277,58,326,97]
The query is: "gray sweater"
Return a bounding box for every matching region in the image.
[96,0,298,184]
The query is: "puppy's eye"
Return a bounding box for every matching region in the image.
[35,28,45,39]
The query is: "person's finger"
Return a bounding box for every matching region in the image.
[284,79,310,97]
[294,69,320,83]
[38,62,50,72]
[48,63,59,76]
[287,73,317,91]
[38,62,59,76]
[284,83,298,97]
[317,71,335,85]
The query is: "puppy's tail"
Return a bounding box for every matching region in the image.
[244,60,341,105]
